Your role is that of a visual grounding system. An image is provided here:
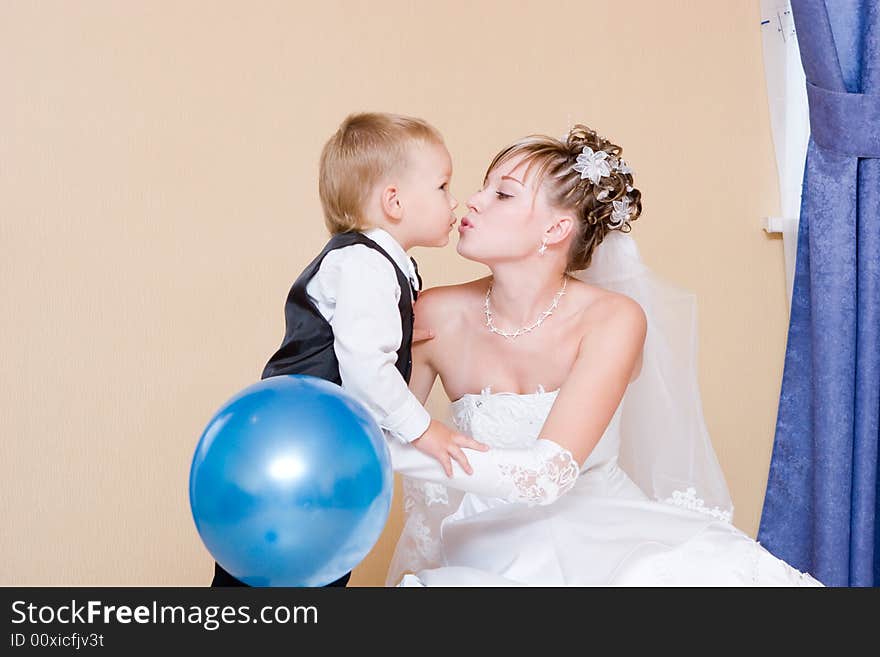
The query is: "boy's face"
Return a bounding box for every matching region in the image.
[397,140,459,248]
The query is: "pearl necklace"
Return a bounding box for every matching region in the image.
[484,276,568,339]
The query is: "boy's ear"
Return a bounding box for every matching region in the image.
[546,215,575,245]
[381,185,404,222]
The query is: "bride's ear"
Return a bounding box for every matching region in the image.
[545,216,575,246]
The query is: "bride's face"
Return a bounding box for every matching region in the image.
[457,154,556,265]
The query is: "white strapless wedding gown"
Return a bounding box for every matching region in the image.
[388,387,823,587]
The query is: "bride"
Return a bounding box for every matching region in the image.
[384,125,823,587]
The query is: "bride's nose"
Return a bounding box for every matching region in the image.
[465,193,480,213]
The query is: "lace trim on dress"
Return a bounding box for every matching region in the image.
[408,509,443,566]
[403,478,449,510]
[660,487,733,523]
[392,478,453,582]
[421,482,449,506]
[497,441,581,506]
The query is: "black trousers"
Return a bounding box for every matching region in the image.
[210,561,351,587]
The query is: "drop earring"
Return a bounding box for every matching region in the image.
[538,238,548,256]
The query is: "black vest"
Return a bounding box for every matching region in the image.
[261,232,417,384]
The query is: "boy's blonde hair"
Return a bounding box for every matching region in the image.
[318,112,444,234]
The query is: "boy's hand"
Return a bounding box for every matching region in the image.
[411,419,489,477]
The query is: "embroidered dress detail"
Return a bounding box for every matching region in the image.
[497,440,580,506]
[660,487,733,524]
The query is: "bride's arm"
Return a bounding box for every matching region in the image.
[540,295,647,465]
[389,291,646,507]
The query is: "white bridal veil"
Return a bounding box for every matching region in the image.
[575,230,734,521]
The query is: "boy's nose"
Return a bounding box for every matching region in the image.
[449,194,459,211]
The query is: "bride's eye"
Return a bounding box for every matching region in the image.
[495,191,512,199]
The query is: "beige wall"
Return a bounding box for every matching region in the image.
[1,0,788,586]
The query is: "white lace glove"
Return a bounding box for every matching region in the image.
[387,438,580,506]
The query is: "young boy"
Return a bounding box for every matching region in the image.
[211,112,486,587]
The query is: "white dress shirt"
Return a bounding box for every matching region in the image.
[305,228,431,443]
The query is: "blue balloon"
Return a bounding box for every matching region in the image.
[189,375,392,586]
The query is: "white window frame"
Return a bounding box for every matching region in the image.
[760,0,810,313]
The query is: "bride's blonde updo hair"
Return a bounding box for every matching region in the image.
[485,124,642,272]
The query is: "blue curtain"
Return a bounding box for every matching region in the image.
[758,0,880,587]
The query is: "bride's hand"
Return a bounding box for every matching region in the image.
[411,419,490,477]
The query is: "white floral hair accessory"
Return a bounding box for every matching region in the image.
[608,155,632,175]
[571,146,612,185]
[571,146,634,185]
[563,132,637,228]
[609,196,633,228]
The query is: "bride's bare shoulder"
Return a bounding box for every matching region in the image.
[567,278,646,380]
[567,278,647,337]
[414,277,490,328]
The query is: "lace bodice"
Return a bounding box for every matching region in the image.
[449,385,623,471]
